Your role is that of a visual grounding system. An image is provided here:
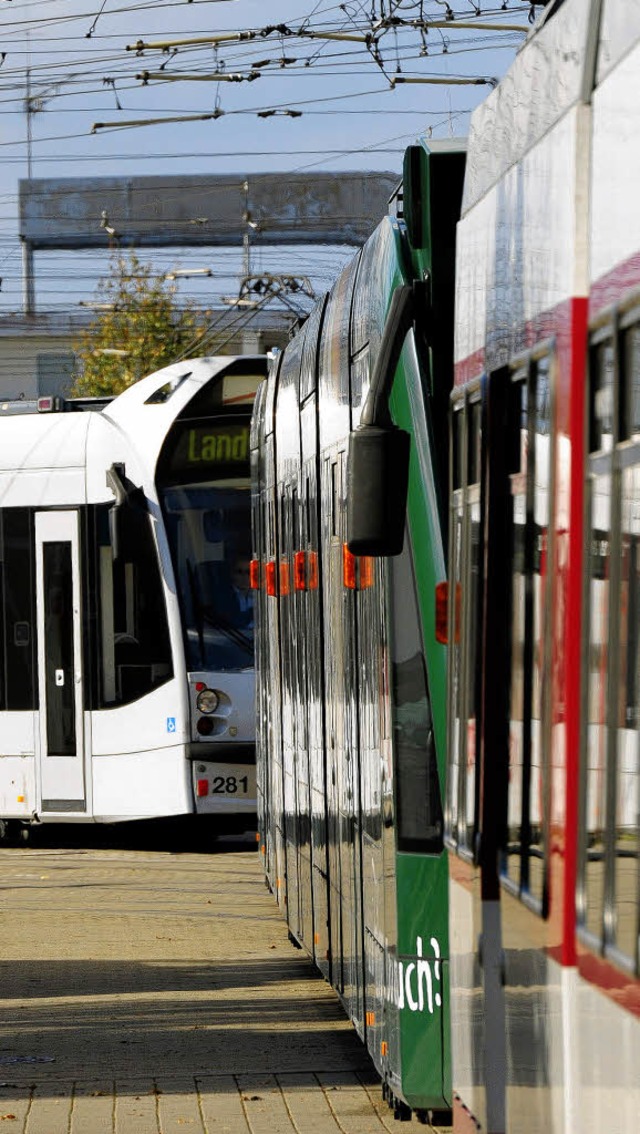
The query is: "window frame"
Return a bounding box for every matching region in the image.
[500,342,556,919]
[578,300,640,976]
[445,379,482,861]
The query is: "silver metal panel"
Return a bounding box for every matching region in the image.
[19,172,398,251]
[462,0,594,215]
[598,0,640,83]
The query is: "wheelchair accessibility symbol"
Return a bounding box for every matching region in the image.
[166,717,176,733]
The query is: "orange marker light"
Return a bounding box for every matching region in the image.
[359,555,374,590]
[249,558,260,590]
[435,581,449,644]
[308,550,319,590]
[343,543,357,590]
[265,560,277,597]
[279,559,290,596]
[381,1041,388,1057]
[293,550,307,591]
[435,580,462,644]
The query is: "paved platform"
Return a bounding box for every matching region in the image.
[0,828,447,1132]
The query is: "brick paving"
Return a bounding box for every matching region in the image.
[0,828,447,1132]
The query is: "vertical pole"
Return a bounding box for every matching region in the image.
[243,179,251,279]
[22,241,35,316]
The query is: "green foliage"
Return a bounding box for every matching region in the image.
[71,252,209,397]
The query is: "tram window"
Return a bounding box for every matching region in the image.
[504,356,552,909]
[589,339,615,453]
[451,408,463,491]
[622,323,640,441]
[390,533,444,854]
[468,400,482,485]
[581,322,640,974]
[91,506,173,708]
[331,461,339,538]
[446,398,481,854]
[506,378,528,888]
[613,473,639,964]
[0,509,37,711]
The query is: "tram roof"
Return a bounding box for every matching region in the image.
[0,355,266,495]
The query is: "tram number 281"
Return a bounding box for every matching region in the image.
[211,775,249,794]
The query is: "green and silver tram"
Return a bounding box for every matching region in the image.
[251,141,464,1121]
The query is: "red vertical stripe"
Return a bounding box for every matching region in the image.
[562,296,588,967]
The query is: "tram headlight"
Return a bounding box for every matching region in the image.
[196,687,219,714]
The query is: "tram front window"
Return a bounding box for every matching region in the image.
[161,484,254,672]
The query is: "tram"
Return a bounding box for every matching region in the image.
[251,140,465,1121]
[0,354,265,837]
[444,1,640,1131]
[253,1,639,1131]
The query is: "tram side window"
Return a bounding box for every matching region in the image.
[88,505,173,708]
[622,323,640,441]
[446,398,481,854]
[503,355,552,910]
[581,323,639,973]
[389,533,444,853]
[0,510,37,711]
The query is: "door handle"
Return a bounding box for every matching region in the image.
[55,669,65,687]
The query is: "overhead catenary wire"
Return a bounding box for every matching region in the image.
[0,0,529,318]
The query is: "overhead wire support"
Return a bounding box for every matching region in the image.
[391,74,498,86]
[126,31,260,54]
[92,110,225,132]
[125,17,527,56]
[136,71,261,84]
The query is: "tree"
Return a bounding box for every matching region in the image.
[72,251,208,397]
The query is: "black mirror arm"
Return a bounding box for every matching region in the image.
[360,281,422,428]
[106,462,147,511]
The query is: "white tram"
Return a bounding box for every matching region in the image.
[0,355,266,836]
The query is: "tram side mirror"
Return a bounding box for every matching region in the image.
[109,495,149,562]
[106,463,149,562]
[347,424,410,557]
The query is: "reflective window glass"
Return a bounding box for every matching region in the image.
[613,467,640,964]
[446,501,463,842]
[390,534,443,853]
[583,473,611,942]
[590,340,615,453]
[622,324,640,442]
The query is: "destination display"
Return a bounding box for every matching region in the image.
[165,420,250,479]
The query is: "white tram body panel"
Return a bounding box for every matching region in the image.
[0,355,263,825]
[449,2,640,1131]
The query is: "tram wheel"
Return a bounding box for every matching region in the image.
[393,1098,412,1122]
[429,1109,453,1127]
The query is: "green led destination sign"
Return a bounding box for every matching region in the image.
[168,421,250,475]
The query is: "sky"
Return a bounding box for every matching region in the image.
[0,0,538,319]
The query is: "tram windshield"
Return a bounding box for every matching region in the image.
[157,404,256,672]
[160,481,253,672]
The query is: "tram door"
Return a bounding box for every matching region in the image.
[35,512,86,813]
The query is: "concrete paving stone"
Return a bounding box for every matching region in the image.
[71,1080,114,1134]
[195,1073,251,1133]
[156,1077,203,1134]
[316,1072,389,1133]
[235,1073,299,1134]
[26,1082,73,1134]
[114,1079,159,1134]
[0,1083,31,1133]
[277,1071,359,1134]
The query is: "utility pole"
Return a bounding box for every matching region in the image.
[242,180,252,278]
